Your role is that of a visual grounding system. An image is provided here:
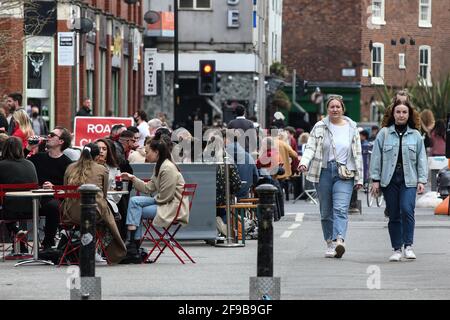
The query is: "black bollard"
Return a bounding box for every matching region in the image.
[79,184,100,277]
[255,184,278,277]
[249,184,280,299]
[70,184,102,300]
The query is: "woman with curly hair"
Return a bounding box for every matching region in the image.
[370,100,427,262]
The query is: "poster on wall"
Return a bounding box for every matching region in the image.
[144,48,157,96]
[57,32,75,66]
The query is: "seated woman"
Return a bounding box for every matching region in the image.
[94,138,122,220]
[62,143,126,264]
[12,109,34,149]
[121,137,189,264]
[0,136,38,254]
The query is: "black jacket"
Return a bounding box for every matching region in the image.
[0,114,8,133]
[75,107,92,117]
[0,159,38,218]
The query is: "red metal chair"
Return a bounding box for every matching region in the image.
[53,185,113,266]
[142,183,197,264]
[0,183,39,261]
[52,185,81,266]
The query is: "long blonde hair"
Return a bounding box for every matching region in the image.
[13,109,34,138]
[66,143,100,186]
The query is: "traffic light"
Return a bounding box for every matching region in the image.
[199,60,216,95]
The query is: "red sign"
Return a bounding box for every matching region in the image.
[74,116,134,147]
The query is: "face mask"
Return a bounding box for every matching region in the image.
[32,112,39,118]
[134,117,139,123]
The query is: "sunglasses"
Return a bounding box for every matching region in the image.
[48,132,61,139]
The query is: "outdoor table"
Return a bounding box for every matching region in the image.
[5,190,55,267]
[5,189,129,267]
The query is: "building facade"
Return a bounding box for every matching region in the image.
[0,0,144,131]
[282,0,450,123]
[143,0,282,130]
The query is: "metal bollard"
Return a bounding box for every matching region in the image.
[70,184,102,300]
[249,184,280,300]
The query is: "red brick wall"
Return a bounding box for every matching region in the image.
[362,0,450,88]
[0,18,24,96]
[282,0,363,82]
[55,21,74,130]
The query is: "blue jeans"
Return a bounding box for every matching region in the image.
[126,196,157,240]
[382,167,416,250]
[315,161,354,242]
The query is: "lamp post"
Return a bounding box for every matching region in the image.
[174,0,179,111]
[70,16,94,123]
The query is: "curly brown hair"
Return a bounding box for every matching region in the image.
[381,100,421,130]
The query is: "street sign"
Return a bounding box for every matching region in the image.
[73,116,133,147]
[144,48,158,96]
[58,32,75,66]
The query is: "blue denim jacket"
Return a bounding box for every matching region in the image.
[369,126,428,187]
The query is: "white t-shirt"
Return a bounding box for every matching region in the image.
[137,122,150,147]
[328,122,351,164]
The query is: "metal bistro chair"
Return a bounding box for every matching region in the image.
[53,185,113,266]
[0,183,39,261]
[141,183,197,264]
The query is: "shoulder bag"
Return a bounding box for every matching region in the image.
[328,126,355,180]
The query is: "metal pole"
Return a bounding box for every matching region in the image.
[249,183,280,300]
[173,0,179,110]
[161,63,165,113]
[216,157,244,248]
[255,184,277,277]
[73,184,102,300]
[292,69,296,104]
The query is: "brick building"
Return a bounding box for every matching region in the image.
[282,0,450,123]
[0,0,144,131]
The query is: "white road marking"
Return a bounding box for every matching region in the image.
[281,231,293,238]
[296,213,304,222]
[289,223,301,230]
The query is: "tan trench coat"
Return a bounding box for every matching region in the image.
[62,162,126,264]
[132,159,189,228]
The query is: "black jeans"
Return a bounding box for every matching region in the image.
[39,198,60,246]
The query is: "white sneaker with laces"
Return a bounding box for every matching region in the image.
[404,246,416,259]
[389,249,402,262]
[324,241,336,258]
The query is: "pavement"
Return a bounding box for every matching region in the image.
[0,190,449,300]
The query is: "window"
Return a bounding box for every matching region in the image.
[399,53,406,69]
[419,0,432,27]
[179,0,211,10]
[371,43,384,84]
[419,46,431,85]
[371,0,385,25]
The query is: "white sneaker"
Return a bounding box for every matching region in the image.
[324,241,336,258]
[404,246,416,259]
[389,250,402,262]
[334,238,345,258]
[95,252,107,264]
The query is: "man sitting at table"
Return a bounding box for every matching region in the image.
[25,126,73,249]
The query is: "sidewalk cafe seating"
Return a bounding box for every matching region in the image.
[141,183,197,264]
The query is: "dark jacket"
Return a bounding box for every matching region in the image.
[75,106,92,117]
[227,118,255,132]
[0,159,38,218]
[0,114,8,133]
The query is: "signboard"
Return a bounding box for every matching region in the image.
[74,116,133,147]
[147,12,174,37]
[58,32,75,66]
[144,48,157,96]
[342,68,356,77]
